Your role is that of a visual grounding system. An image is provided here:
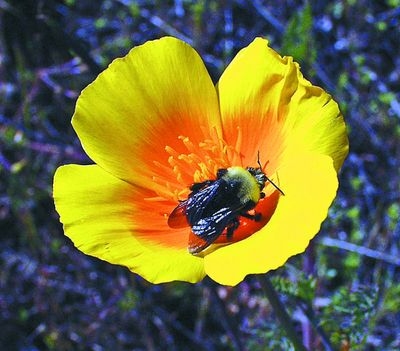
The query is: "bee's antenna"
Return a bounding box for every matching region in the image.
[257,150,285,196]
[264,174,285,196]
[257,150,262,169]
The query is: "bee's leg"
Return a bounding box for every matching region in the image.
[241,212,262,222]
[190,180,214,194]
[226,218,240,240]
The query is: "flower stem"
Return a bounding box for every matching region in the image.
[209,286,245,351]
[259,276,308,351]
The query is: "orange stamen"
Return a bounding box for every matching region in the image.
[147,128,244,202]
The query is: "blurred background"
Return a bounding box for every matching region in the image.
[1,1,399,350]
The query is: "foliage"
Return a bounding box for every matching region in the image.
[320,286,377,350]
[281,2,316,68]
[1,0,399,350]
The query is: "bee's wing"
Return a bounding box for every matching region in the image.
[168,180,222,228]
[185,180,224,225]
[188,207,238,254]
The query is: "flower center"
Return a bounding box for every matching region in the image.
[140,127,281,253]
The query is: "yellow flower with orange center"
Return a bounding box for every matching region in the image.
[53,37,348,286]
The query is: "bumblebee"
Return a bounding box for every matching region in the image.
[168,160,284,254]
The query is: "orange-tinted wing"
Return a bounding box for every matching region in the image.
[167,201,189,228]
[188,230,210,254]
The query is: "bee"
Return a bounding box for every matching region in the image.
[168,156,284,254]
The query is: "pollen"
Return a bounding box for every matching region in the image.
[147,127,244,202]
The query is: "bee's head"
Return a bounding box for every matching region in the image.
[246,167,267,191]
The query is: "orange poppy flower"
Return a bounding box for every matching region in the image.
[53,37,348,285]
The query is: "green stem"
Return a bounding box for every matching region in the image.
[259,276,308,351]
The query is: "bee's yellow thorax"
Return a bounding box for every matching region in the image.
[223,167,260,204]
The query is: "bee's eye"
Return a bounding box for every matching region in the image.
[217,169,227,178]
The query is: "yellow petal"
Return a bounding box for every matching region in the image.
[204,153,338,286]
[53,164,205,283]
[72,37,221,190]
[217,37,348,172]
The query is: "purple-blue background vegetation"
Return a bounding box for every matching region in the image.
[1,1,399,350]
